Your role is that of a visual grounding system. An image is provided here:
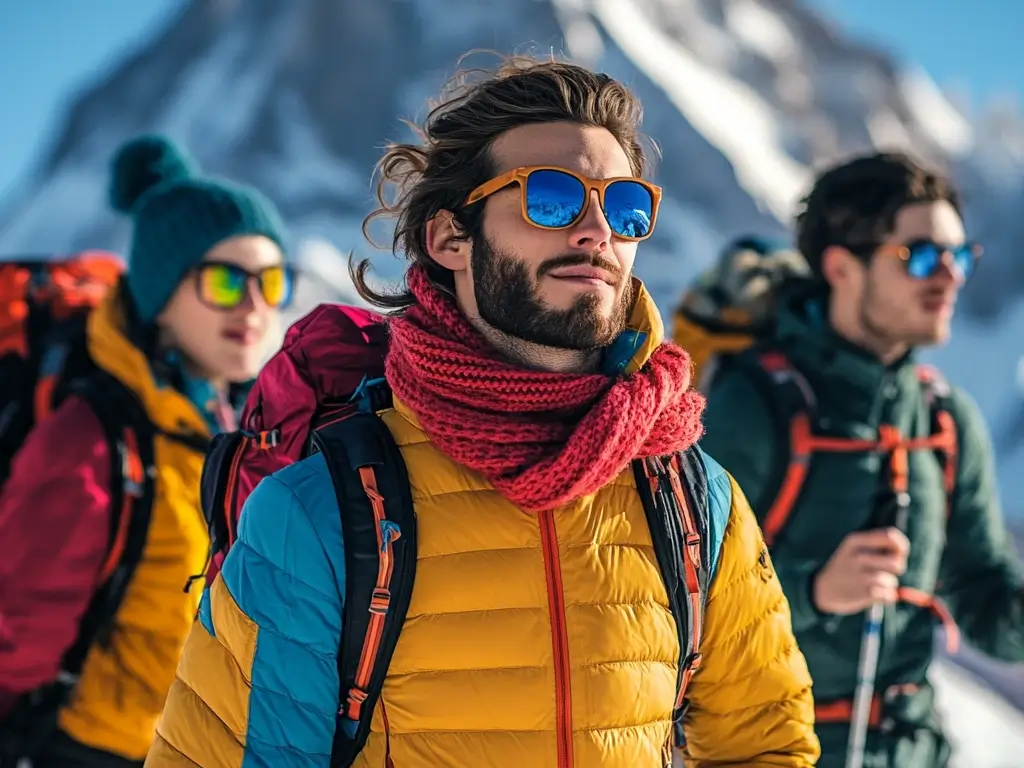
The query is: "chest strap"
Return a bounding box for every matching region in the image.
[755,352,962,655]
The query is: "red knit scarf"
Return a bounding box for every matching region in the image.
[385,265,706,512]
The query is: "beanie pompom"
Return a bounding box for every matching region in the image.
[109,134,196,214]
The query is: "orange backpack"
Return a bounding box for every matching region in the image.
[0,252,124,484]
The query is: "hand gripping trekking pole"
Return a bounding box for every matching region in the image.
[844,488,911,768]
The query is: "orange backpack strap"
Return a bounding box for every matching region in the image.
[748,352,819,547]
[309,406,418,767]
[915,364,959,514]
[633,448,714,753]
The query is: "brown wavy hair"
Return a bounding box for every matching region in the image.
[351,52,653,310]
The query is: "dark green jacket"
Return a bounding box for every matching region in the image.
[701,292,1024,767]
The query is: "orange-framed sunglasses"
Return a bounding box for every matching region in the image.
[873,239,982,282]
[463,165,663,241]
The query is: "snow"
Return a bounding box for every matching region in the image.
[157,7,304,156]
[931,657,1024,767]
[551,0,606,65]
[591,0,812,222]
[897,66,975,159]
[865,107,915,150]
[292,237,374,307]
[259,92,369,203]
[724,0,800,63]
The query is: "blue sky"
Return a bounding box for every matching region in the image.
[0,1,1020,200]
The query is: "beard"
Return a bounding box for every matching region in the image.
[471,235,634,351]
[859,269,950,350]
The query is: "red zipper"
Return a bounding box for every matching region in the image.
[539,510,573,768]
[381,695,395,768]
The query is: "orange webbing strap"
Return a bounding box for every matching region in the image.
[0,263,31,358]
[815,683,920,728]
[666,455,704,708]
[878,425,910,495]
[758,360,960,546]
[762,411,812,547]
[223,437,249,548]
[898,587,960,653]
[762,415,882,546]
[935,411,958,503]
[96,427,145,584]
[33,373,60,423]
[344,466,399,722]
[815,695,883,728]
[915,365,960,512]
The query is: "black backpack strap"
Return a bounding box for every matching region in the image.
[66,372,156,674]
[308,410,417,768]
[633,447,712,749]
[0,372,156,764]
[199,431,250,551]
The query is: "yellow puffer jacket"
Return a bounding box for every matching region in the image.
[147,284,818,767]
[57,292,211,759]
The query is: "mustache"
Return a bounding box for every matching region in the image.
[537,253,625,283]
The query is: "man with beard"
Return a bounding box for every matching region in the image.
[701,152,1024,767]
[146,56,819,768]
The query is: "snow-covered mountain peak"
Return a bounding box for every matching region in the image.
[1,0,1022,486]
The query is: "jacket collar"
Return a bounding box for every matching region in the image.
[87,289,212,439]
[601,276,664,377]
[772,291,921,417]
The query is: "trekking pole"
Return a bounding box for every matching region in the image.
[844,490,910,768]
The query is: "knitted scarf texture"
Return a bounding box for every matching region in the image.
[385,264,706,512]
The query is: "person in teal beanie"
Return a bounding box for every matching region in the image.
[111,133,294,431]
[0,134,295,767]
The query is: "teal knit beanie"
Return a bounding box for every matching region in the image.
[110,134,289,323]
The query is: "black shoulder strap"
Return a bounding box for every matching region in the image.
[309,410,417,768]
[633,447,712,748]
[200,431,249,550]
[66,372,157,672]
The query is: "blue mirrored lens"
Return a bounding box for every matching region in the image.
[525,170,585,228]
[603,180,654,238]
[951,245,976,280]
[906,242,976,280]
[906,243,941,279]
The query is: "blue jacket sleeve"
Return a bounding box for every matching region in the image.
[147,453,347,768]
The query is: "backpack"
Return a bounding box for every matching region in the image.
[673,236,961,651]
[672,235,811,393]
[0,255,158,765]
[199,302,714,765]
